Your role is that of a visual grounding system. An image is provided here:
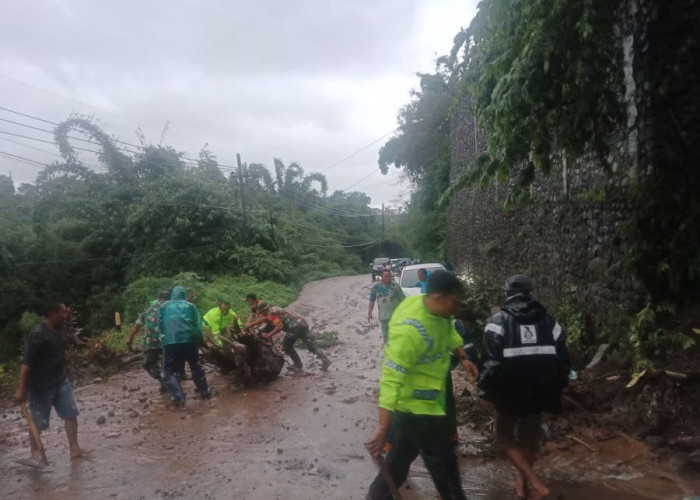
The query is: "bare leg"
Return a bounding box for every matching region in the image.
[505,446,550,499]
[28,430,42,461]
[64,418,91,459]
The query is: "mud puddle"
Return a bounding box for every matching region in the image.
[1,275,698,499]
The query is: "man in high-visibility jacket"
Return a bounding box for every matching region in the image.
[203,301,242,347]
[365,270,478,500]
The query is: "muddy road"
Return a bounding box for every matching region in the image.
[1,275,698,499]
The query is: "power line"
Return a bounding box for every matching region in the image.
[343,168,381,190]
[0,149,45,167]
[0,130,105,155]
[318,129,396,174]
[0,136,62,157]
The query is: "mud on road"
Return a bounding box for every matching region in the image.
[1,275,698,499]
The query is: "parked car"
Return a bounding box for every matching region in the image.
[399,263,445,296]
[371,257,391,281]
[392,257,411,271]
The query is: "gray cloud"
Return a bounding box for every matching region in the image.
[0,0,477,205]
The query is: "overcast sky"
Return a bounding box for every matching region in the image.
[0,0,477,206]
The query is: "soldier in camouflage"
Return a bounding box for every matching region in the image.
[126,290,170,392]
[249,302,331,372]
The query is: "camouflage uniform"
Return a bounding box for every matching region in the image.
[134,302,164,384]
[265,307,328,369]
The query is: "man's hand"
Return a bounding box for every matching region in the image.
[365,426,387,457]
[461,359,479,379]
[126,340,134,352]
[367,311,373,322]
[15,387,27,404]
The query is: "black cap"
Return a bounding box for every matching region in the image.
[256,301,270,312]
[426,270,463,295]
[245,293,258,301]
[157,290,170,301]
[505,274,534,295]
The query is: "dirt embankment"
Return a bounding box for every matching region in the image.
[1,275,698,500]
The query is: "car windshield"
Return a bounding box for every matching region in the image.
[400,266,442,287]
[400,269,422,287]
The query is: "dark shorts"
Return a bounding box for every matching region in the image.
[29,378,79,431]
[495,412,541,453]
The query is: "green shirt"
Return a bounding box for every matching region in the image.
[370,282,405,321]
[379,295,463,416]
[203,307,242,346]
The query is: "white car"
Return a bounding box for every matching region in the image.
[399,263,446,296]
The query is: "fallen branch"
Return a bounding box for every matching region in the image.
[567,434,598,452]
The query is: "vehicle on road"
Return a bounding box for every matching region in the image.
[398,263,445,296]
[371,257,391,281]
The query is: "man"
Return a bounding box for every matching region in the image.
[478,275,570,500]
[203,300,242,347]
[15,302,91,466]
[368,268,405,342]
[249,303,331,372]
[126,290,170,392]
[415,268,429,294]
[159,285,211,406]
[444,303,481,445]
[442,257,454,272]
[365,270,478,500]
[244,293,263,327]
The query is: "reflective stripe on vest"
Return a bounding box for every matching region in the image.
[401,319,434,348]
[485,323,504,336]
[412,389,440,400]
[503,345,557,358]
[385,359,407,374]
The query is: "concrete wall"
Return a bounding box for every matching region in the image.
[445,0,663,332]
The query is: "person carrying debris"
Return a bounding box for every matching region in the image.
[365,270,478,500]
[15,302,91,466]
[244,293,263,327]
[159,285,211,406]
[248,302,331,372]
[203,300,242,347]
[478,274,570,500]
[368,268,405,342]
[126,290,170,392]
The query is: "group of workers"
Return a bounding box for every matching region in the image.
[12,286,332,467]
[14,266,569,500]
[366,268,570,500]
[125,288,332,406]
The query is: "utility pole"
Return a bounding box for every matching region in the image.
[381,203,385,256]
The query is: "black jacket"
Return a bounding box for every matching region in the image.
[477,294,570,416]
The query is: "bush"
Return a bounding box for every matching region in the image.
[122,273,299,325]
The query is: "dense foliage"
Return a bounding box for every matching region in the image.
[0,117,396,361]
[381,0,700,365]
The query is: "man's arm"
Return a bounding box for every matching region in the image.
[261,321,283,340]
[367,286,377,321]
[15,364,31,403]
[478,316,506,403]
[453,345,479,378]
[125,318,144,351]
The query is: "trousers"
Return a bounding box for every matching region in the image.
[162,343,209,401]
[367,412,467,500]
